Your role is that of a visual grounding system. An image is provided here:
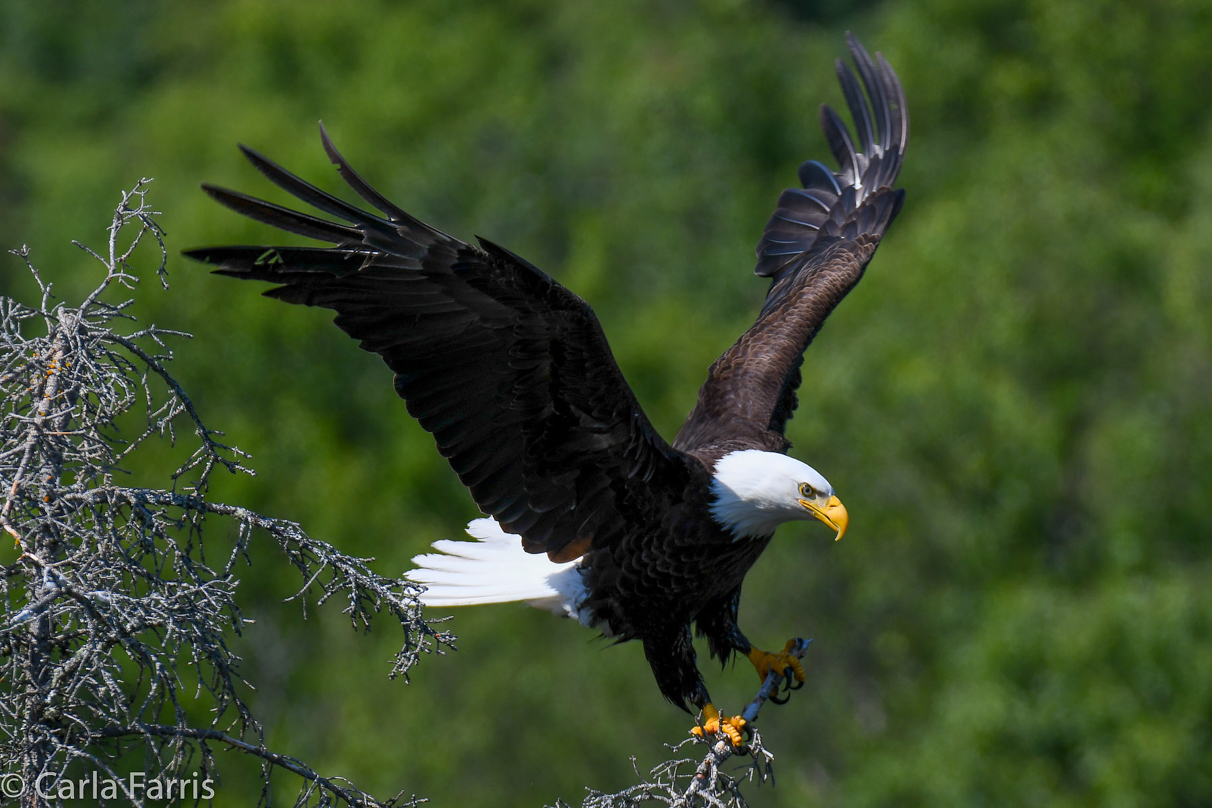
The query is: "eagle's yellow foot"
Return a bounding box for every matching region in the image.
[747,639,806,693]
[691,702,748,749]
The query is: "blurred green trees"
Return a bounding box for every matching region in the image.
[1,0,1209,805]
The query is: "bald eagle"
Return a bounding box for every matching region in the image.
[186,34,907,745]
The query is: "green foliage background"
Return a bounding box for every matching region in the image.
[2,0,1210,805]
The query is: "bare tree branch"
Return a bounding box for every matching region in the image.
[0,182,453,807]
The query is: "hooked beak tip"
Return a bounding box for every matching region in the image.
[800,494,849,540]
[828,495,848,541]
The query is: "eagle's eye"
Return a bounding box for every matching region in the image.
[799,482,816,499]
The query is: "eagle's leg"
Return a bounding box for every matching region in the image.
[696,593,806,700]
[644,625,748,749]
[731,631,807,699]
[746,638,807,698]
[690,700,748,749]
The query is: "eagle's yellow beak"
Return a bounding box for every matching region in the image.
[799,495,849,541]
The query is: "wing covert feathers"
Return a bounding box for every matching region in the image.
[674,34,908,462]
[186,127,691,562]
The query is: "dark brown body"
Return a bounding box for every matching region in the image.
[579,457,773,705]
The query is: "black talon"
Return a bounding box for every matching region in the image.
[788,674,804,691]
[770,689,790,705]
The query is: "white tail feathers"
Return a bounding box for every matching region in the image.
[408,518,592,624]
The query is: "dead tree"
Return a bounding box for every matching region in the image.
[0,182,452,807]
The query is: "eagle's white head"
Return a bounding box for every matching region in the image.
[709,449,849,540]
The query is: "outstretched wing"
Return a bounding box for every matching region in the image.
[186,126,692,562]
[674,34,908,462]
